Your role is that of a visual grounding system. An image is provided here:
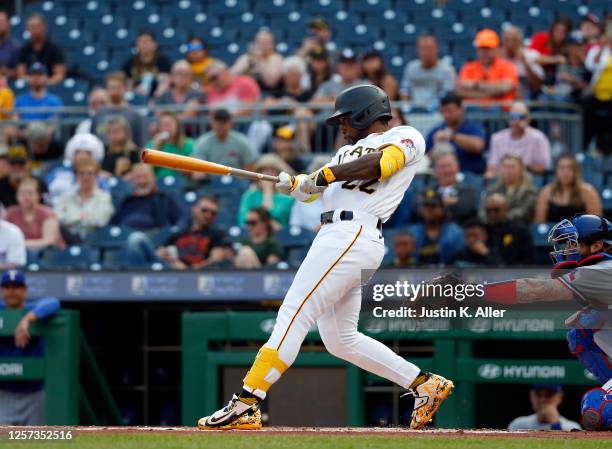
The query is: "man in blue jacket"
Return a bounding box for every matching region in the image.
[0,270,60,425]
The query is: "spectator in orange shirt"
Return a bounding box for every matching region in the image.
[457,29,519,105]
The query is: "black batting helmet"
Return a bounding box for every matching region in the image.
[326,84,392,129]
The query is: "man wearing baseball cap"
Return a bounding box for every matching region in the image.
[0,269,60,425]
[508,384,581,430]
[457,29,519,105]
[14,62,63,122]
[313,48,368,102]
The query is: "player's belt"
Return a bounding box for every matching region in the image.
[320,210,382,232]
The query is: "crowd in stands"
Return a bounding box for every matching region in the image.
[0,5,612,271]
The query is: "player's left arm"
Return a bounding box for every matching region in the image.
[483,278,575,305]
[312,138,414,186]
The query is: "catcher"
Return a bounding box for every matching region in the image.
[434,214,612,430]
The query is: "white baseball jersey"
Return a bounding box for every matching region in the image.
[321,125,425,222]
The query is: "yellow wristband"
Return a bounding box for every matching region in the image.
[321,166,336,184]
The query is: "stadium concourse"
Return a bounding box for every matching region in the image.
[0,0,611,432]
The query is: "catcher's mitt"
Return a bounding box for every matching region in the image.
[409,271,465,310]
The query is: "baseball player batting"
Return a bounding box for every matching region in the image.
[470,214,612,430]
[198,84,454,430]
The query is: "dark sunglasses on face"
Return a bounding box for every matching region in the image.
[509,113,527,121]
[486,207,501,213]
[246,220,260,226]
[200,207,218,215]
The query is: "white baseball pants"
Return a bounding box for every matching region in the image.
[248,218,420,396]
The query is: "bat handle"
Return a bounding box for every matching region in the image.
[229,167,279,183]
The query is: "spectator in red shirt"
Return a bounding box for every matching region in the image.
[6,177,63,251]
[457,29,519,105]
[529,17,572,84]
[204,60,261,116]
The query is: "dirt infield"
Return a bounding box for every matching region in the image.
[1,426,610,439]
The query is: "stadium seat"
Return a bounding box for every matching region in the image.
[275,226,316,249]
[254,0,296,16]
[208,0,249,16]
[148,225,182,247]
[301,0,342,14]
[160,0,203,21]
[530,223,553,248]
[107,176,134,207]
[349,0,391,14]
[287,247,309,268]
[48,78,89,107]
[87,225,135,250]
[199,175,251,198]
[156,175,187,193]
[40,246,99,270]
[602,187,612,216]
[114,1,158,19]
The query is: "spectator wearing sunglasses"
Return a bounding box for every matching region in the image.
[156,196,231,270]
[486,101,551,177]
[185,37,215,87]
[234,207,284,269]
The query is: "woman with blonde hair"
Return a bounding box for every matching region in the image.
[56,159,114,243]
[535,154,602,223]
[483,154,537,225]
[102,116,140,177]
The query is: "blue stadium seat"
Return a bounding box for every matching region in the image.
[208,0,250,16]
[335,24,379,46]
[203,27,236,46]
[179,13,219,37]
[199,176,251,198]
[157,175,187,193]
[224,14,266,42]
[160,0,203,21]
[396,0,437,15]
[107,177,134,208]
[349,0,391,13]
[128,13,172,32]
[444,0,487,12]
[97,27,137,48]
[583,172,604,191]
[67,0,112,18]
[40,246,99,270]
[48,78,89,107]
[301,0,342,14]
[385,23,421,45]
[275,226,316,249]
[530,223,553,248]
[87,225,135,250]
[24,1,66,19]
[254,0,296,16]
[148,225,182,247]
[82,15,127,36]
[227,225,247,243]
[457,172,484,192]
[287,247,309,268]
[114,1,158,20]
[179,190,199,211]
[602,187,612,216]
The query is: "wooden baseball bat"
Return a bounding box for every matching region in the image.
[140,149,279,183]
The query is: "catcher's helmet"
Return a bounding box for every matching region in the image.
[326,84,392,129]
[548,214,612,263]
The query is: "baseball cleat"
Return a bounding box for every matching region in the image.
[197,394,262,430]
[408,373,454,430]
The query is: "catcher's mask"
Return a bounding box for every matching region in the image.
[548,219,580,264]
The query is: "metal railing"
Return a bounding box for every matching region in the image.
[0,100,584,156]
